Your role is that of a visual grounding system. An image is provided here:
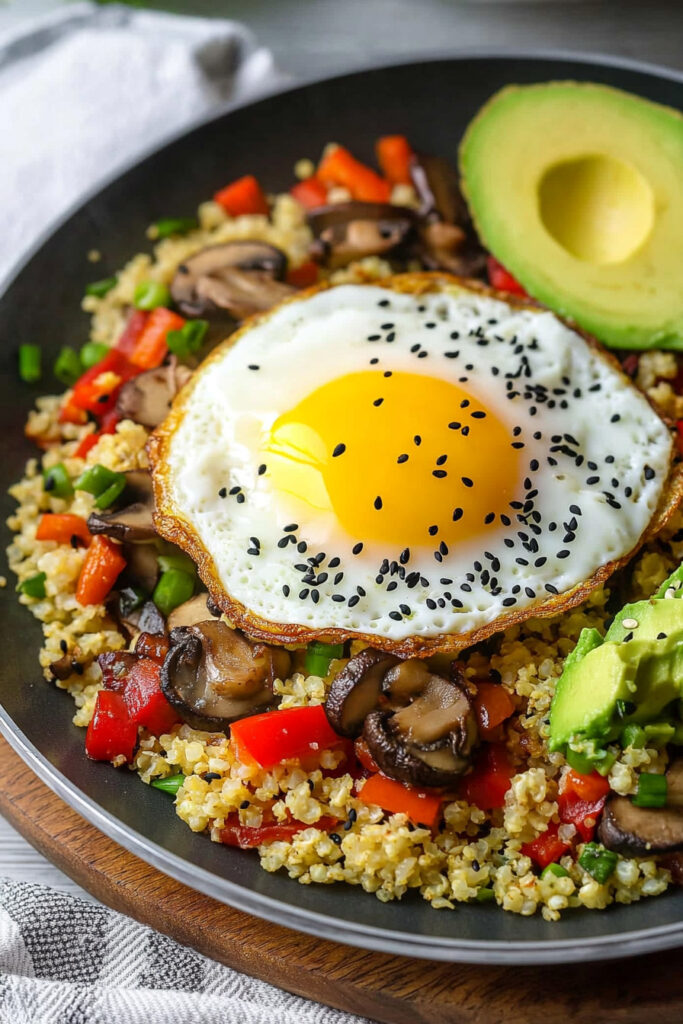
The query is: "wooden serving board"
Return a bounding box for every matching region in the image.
[0,733,682,1024]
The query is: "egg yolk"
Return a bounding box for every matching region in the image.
[264,371,521,548]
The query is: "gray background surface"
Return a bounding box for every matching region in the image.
[0,0,681,907]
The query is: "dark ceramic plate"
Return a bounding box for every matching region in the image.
[1,53,682,964]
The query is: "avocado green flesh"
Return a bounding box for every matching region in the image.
[459,82,683,350]
[549,597,683,751]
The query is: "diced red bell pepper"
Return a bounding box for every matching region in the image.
[487,256,528,298]
[122,657,180,736]
[214,174,269,217]
[85,689,137,763]
[286,261,320,288]
[134,632,170,665]
[36,513,91,546]
[521,821,570,869]
[70,349,138,416]
[358,772,442,829]
[59,394,89,425]
[375,135,413,185]
[318,145,391,203]
[561,768,610,804]
[128,307,186,370]
[98,650,138,693]
[76,534,126,606]
[354,737,380,775]
[220,814,340,849]
[473,682,515,741]
[230,704,342,769]
[558,767,609,842]
[290,176,328,210]
[74,408,120,459]
[461,742,514,810]
[115,309,149,357]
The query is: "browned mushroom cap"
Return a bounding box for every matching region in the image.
[363,672,477,788]
[120,541,160,595]
[167,592,220,631]
[116,360,192,429]
[308,202,416,269]
[87,470,156,542]
[170,242,294,321]
[161,620,291,727]
[599,760,683,856]
[324,648,399,737]
[409,154,486,277]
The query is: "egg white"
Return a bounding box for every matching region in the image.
[151,279,673,647]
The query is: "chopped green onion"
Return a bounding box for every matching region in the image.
[85,276,118,298]
[158,550,197,575]
[95,475,127,509]
[80,341,110,370]
[42,463,73,500]
[19,344,41,383]
[151,773,186,795]
[305,640,345,678]
[166,319,209,359]
[18,572,47,599]
[565,747,595,775]
[594,749,617,777]
[633,772,667,808]
[154,217,198,239]
[541,862,569,879]
[75,463,124,497]
[153,569,194,617]
[118,586,147,618]
[578,842,618,884]
[620,723,646,749]
[643,721,675,748]
[134,280,171,310]
[53,346,83,386]
[475,887,495,902]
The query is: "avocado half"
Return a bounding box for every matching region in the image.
[459,82,683,349]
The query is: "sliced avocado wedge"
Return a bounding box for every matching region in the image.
[459,82,683,349]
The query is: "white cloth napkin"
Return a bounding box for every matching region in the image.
[0,8,371,1022]
[0,2,289,288]
[0,879,372,1024]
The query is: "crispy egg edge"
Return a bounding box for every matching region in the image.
[148,272,683,657]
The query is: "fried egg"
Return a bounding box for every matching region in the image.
[150,275,678,655]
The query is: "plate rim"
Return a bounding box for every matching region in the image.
[2,50,682,965]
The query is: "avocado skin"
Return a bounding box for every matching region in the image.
[549,598,683,751]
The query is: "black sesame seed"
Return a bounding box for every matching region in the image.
[433,469,447,479]
[436,454,448,466]
[330,832,342,845]
[282,585,290,597]
[657,632,668,640]
[569,505,582,516]
[414,435,422,446]
[352,542,363,554]
[502,597,516,607]
[389,611,402,621]
[644,465,655,480]
[399,604,411,615]
[384,370,393,378]
[387,581,398,592]
[471,410,486,419]
[332,594,345,602]
[374,495,383,510]
[248,364,260,371]
[484,513,495,524]
[236,493,245,503]
[230,486,241,495]
[240,800,250,809]
[448,421,460,430]
[611,414,621,423]
[461,425,470,437]
[247,547,259,556]
[297,541,307,553]
[332,443,346,458]
[452,507,463,522]
[258,464,266,476]
[299,588,309,599]
[461,477,473,488]
[373,397,384,407]
[386,332,396,343]
[428,525,439,536]
[218,487,227,498]
[586,476,600,485]
[545,583,559,595]
[397,453,409,464]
